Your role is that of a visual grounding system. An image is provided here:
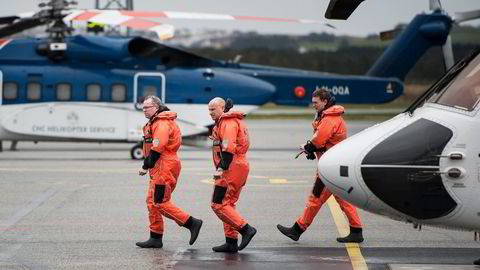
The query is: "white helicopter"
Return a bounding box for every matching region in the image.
[318,0,480,265]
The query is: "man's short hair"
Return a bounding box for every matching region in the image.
[145,95,170,112]
[145,96,163,109]
[312,88,331,101]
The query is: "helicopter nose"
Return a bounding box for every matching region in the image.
[317,139,370,209]
[317,114,411,212]
[319,115,458,221]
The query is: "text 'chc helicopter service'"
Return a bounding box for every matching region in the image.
[0,0,454,159]
[318,0,480,265]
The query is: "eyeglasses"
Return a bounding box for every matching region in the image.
[143,106,156,110]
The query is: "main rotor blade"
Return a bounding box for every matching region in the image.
[0,16,20,25]
[65,11,175,40]
[324,0,365,20]
[65,9,335,28]
[429,0,442,11]
[442,35,454,70]
[0,17,44,38]
[454,9,480,24]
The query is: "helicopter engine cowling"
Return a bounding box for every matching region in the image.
[61,35,132,62]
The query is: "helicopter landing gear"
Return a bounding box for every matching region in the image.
[130,142,144,160]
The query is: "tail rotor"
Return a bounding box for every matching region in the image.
[430,0,480,70]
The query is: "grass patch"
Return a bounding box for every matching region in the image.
[247,113,397,121]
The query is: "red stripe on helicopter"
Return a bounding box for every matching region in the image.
[73,11,100,21]
[120,11,167,18]
[121,19,160,29]
[0,39,12,50]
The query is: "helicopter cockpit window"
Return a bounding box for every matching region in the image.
[111,84,126,102]
[56,83,72,101]
[433,54,480,111]
[86,84,102,101]
[27,82,41,101]
[3,82,18,100]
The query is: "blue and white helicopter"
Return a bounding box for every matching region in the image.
[0,0,458,159]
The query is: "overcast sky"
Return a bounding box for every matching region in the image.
[1,0,480,36]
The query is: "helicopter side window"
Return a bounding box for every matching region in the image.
[3,82,18,100]
[27,82,42,101]
[86,84,102,101]
[111,83,126,102]
[433,55,480,111]
[142,85,157,98]
[56,83,72,101]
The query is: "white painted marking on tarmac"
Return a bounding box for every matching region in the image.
[0,187,58,235]
[0,188,58,260]
[160,248,185,269]
[0,184,91,261]
[0,243,24,260]
[0,167,136,173]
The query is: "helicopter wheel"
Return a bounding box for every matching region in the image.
[130,143,144,160]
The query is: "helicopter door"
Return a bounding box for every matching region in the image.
[128,72,166,142]
[133,72,166,110]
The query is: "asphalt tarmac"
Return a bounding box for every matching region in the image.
[0,119,479,270]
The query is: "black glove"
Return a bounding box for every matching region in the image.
[303,140,328,160]
[219,151,234,170]
[305,151,316,160]
[143,150,161,169]
[304,140,317,153]
[303,141,317,160]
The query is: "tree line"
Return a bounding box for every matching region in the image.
[190,44,478,85]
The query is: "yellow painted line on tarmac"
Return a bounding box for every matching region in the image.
[201,179,215,185]
[269,178,288,184]
[327,197,368,270]
[200,178,308,187]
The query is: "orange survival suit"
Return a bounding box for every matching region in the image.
[296,105,362,231]
[142,111,190,234]
[210,111,250,239]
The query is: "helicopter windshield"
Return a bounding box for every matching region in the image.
[430,53,480,111]
[405,50,479,114]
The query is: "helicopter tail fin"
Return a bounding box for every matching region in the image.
[366,12,452,81]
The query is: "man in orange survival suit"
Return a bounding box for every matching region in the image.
[208,97,257,253]
[136,96,203,248]
[277,88,364,243]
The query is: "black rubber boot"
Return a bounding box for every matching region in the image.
[136,231,163,248]
[238,223,257,250]
[212,237,238,253]
[474,258,480,265]
[183,216,203,245]
[336,226,364,243]
[277,222,303,241]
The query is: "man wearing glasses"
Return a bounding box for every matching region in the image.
[136,96,203,248]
